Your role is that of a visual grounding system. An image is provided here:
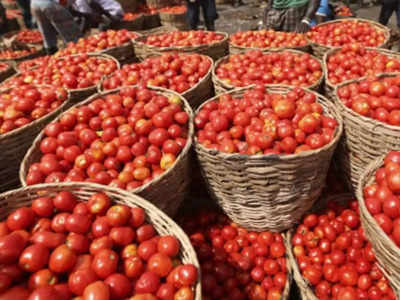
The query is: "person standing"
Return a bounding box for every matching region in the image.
[186,0,218,31]
[31,0,81,54]
[69,0,124,33]
[16,0,34,28]
[264,0,320,32]
[378,0,400,29]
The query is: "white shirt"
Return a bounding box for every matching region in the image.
[71,0,123,19]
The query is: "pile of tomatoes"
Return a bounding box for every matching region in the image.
[195,85,338,155]
[1,54,118,90]
[102,52,211,93]
[123,13,142,21]
[229,30,308,49]
[25,86,190,190]
[0,191,198,299]
[16,56,53,72]
[181,210,287,300]
[57,30,139,56]
[292,198,396,300]
[159,5,187,14]
[363,151,400,247]
[307,20,387,47]
[326,44,400,85]
[337,75,400,126]
[215,50,322,88]
[5,9,20,19]
[143,31,225,47]
[336,6,353,17]
[0,62,10,72]
[0,48,37,60]
[0,85,68,134]
[16,30,43,44]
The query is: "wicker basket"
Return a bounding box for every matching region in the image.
[212,49,323,95]
[99,53,214,109]
[0,182,201,300]
[113,15,145,31]
[357,155,400,297]
[159,11,189,31]
[138,25,178,36]
[194,85,343,232]
[92,33,141,65]
[229,41,310,55]
[2,53,120,103]
[0,46,44,63]
[285,193,383,299]
[334,73,400,191]
[0,62,15,83]
[307,18,391,60]
[0,86,71,193]
[134,31,229,61]
[323,47,400,100]
[20,86,194,216]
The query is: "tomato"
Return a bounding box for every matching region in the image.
[68,268,98,296]
[135,272,160,294]
[130,207,146,228]
[87,193,111,215]
[32,197,54,217]
[174,287,194,300]
[138,240,158,261]
[53,191,77,212]
[92,217,111,238]
[0,286,30,300]
[49,245,77,273]
[104,273,132,299]
[109,227,135,246]
[0,233,26,264]
[90,236,113,255]
[31,231,65,249]
[6,207,35,231]
[28,286,59,300]
[303,266,322,285]
[92,249,118,279]
[106,205,131,226]
[83,281,110,300]
[66,233,90,254]
[19,244,50,272]
[28,269,58,290]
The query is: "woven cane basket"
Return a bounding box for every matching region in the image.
[138,25,178,36]
[212,49,323,95]
[229,40,310,55]
[357,155,400,297]
[0,85,71,193]
[334,73,400,191]
[307,18,391,60]
[99,53,214,109]
[113,15,145,31]
[20,86,194,216]
[0,62,15,83]
[323,47,400,100]
[285,193,388,299]
[134,31,229,61]
[159,11,189,31]
[1,53,120,103]
[0,182,201,300]
[94,33,141,64]
[194,85,343,232]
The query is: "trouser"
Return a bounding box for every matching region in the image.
[31,0,81,52]
[186,0,217,31]
[16,0,34,28]
[379,0,400,27]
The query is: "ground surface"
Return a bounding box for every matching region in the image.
[207,0,399,34]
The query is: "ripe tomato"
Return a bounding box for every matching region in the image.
[49,245,77,274]
[19,244,50,272]
[91,249,119,279]
[68,268,98,296]
[83,281,110,300]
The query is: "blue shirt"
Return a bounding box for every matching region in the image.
[311,0,332,26]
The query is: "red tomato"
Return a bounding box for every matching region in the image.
[83,281,110,300]
[49,245,77,274]
[91,249,119,279]
[19,244,50,272]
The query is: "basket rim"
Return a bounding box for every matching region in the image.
[229,30,309,51]
[0,84,71,141]
[212,49,323,91]
[306,18,391,48]
[0,60,15,73]
[0,46,43,63]
[19,85,194,194]
[194,84,343,161]
[0,181,201,299]
[334,72,400,132]
[99,52,214,99]
[133,31,229,51]
[323,47,400,89]
[1,53,121,94]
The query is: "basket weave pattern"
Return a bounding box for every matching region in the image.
[194,86,343,232]
[357,156,400,297]
[0,182,201,300]
[20,86,194,217]
[334,74,400,191]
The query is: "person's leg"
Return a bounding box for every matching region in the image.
[43,2,81,44]
[16,0,33,28]
[379,0,396,26]
[201,0,217,31]
[31,4,58,53]
[186,1,200,30]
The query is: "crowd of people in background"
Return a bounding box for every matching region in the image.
[0,0,399,54]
